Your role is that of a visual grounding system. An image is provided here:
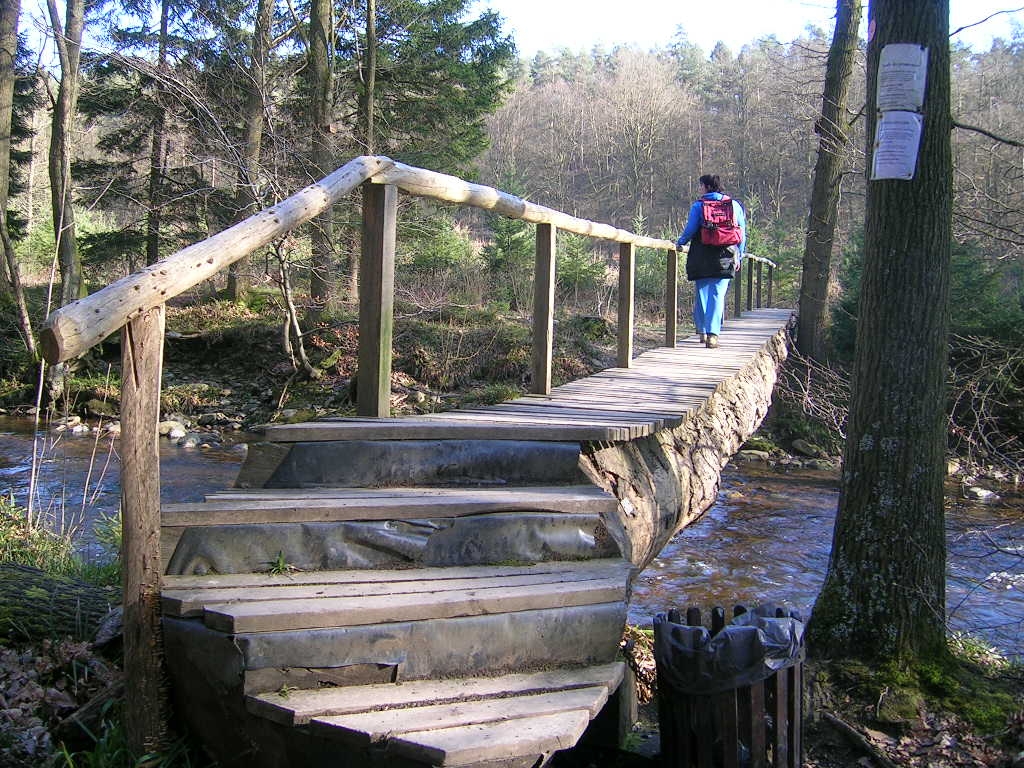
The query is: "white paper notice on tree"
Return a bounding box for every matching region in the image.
[877,44,928,111]
[871,111,924,180]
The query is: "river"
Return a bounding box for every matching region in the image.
[2,416,1021,660]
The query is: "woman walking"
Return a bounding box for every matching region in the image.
[675,174,745,348]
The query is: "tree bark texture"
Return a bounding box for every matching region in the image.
[145,0,170,267]
[226,0,272,300]
[797,0,862,360]
[809,0,951,663]
[120,305,171,755]
[308,0,334,309]
[0,0,36,356]
[361,0,377,154]
[46,0,84,307]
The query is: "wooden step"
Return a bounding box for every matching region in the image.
[161,558,633,619]
[161,484,618,527]
[384,709,590,766]
[252,663,625,765]
[203,575,626,633]
[163,559,632,633]
[312,687,608,748]
[247,662,624,726]
[261,417,637,442]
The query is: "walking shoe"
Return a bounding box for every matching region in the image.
[698,333,707,344]
[705,334,719,349]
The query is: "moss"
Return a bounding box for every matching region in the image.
[741,435,778,453]
[821,650,1021,735]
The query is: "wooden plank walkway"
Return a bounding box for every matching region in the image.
[262,308,793,443]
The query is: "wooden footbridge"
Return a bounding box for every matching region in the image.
[40,157,791,767]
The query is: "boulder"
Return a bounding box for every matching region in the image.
[963,486,1000,502]
[791,438,826,458]
[82,399,118,419]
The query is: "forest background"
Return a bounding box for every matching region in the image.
[0,0,1023,472]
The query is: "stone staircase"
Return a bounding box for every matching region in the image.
[160,434,635,768]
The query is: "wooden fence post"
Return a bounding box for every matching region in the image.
[746,262,754,312]
[767,265,774,308]
[358,182,398,417]
[665,248,678,347]
[734,265,742,320]
[756,261,763,308]
[532,223,556,395]
[120,305,171,756]
[617,242,635,368]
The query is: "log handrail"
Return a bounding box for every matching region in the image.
[42,156,678,364]
[40,153,778,364]
[371,161,676,250]
[41,156,394,364]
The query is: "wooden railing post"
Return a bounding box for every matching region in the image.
[756,260,763,308]
[734,264,742,319]
[532,223,556,395]
[665,248,678,347]
[617,242,635,367]
[746,260,754,312]
[120,305,171,755]
[767,265,774,307]
[358,182,398,417]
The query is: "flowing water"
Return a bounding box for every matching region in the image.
[629,463,1024,661]
[2,416,1021,659]
[0,416,245,559]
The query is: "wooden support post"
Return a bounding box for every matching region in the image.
[789,665,803,767]
[665,248,678,347]
[746,261,754,312]
[756,261,763,308]
[120,305,170,756]
[773,669,789,767]
[531,223,556,394]
[733,266,742,319]
[767,266,774,308]
[617,242,635,368]
[358,182,397,417]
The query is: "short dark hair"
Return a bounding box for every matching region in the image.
[699,174,723,192]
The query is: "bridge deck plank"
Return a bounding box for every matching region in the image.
[258,309,792,444]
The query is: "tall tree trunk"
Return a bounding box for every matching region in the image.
[361,0,376,154]
[226,0,272,300]
[46,0,84,307]
[145,0,169,267]
[808,0,951,664]
[0,0,37,357]
[797,0,862,360]
[347,0,377,302]
[308,0,333,312]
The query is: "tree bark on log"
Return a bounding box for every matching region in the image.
[0,563,113,642]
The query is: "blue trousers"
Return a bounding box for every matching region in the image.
[693,278,731,336]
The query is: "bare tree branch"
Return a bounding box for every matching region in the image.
[953,119,1024,148]
[950,7,1024,40]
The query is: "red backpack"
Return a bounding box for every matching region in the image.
[699,196,742,247]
